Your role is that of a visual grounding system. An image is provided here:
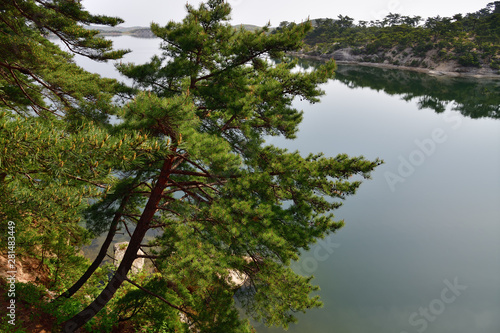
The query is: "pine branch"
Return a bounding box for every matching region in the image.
[123,277,194,318]
[65,174,109,189]
[195,50,268,83]
[6,66,55,116]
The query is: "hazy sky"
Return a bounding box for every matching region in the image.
[81,0,488,27]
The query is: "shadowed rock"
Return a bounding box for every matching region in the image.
[113,242,145,275]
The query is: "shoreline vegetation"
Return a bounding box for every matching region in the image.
[2,1,497,331]
[82,25,157,38]
[82,24,261,38]
[83,23,500,78]
[281,2,500,78]
[86,2,500,78]
[289,51,500,78]
[7,1,380,331]
[83,24,500,78]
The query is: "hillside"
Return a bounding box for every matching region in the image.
[282,2,500,76]
[84,24,263,37]
[82,25,157,38]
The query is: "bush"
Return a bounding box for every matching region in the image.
[413,42,433,57]
[458,52,480,67]
[438,48,449,58]
[351,47,363,55]
[409,59,421,67]
[490,59,500,70]
[437,40,450,49]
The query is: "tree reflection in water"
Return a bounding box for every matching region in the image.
[294,57,500,120]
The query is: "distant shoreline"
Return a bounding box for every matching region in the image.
[288,52,500,79]
[83,24,262,38]
[68,26,500,79]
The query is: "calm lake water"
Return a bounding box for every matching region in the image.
[69,36,500,333]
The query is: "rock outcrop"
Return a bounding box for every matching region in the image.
[113,242,145,275]
[290,49,500,78]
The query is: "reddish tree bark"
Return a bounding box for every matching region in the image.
[62,155,176,332]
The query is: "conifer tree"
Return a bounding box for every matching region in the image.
[0,0,158,293]
[0,0,127,119]
[64,1,381,331]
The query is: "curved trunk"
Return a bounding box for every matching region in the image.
[62,156,175,332]
[56,195,129,300]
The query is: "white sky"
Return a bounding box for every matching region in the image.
[82,0,489,27]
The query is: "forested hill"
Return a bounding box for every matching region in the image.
[281,2,500,76]
[84,24,261,37]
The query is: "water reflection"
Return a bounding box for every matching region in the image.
[70,38,499,333]
[294,57,500,119]
[259,56,500,333]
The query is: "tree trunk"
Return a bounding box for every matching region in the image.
[62,156,175,332]
[55,195,130,301]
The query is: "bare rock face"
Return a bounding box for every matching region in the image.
[226,269,249,288]
[332,48,356,62]
[113,242,145,275]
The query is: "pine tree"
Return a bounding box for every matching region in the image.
[0,0,158,293]
[64,1,381,331]
[0,0,127,119]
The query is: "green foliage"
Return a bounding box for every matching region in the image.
[332,64,500,118]
[0,110,163,279]
[491,57,500,69]
[0,0,139,272]
[0,2,165,331]
[42,264,124,332]
[2,1,382,332]
[85,1,380,331]
[458,52,481,67]
[300,3,500,71]
[0,0,129,119]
